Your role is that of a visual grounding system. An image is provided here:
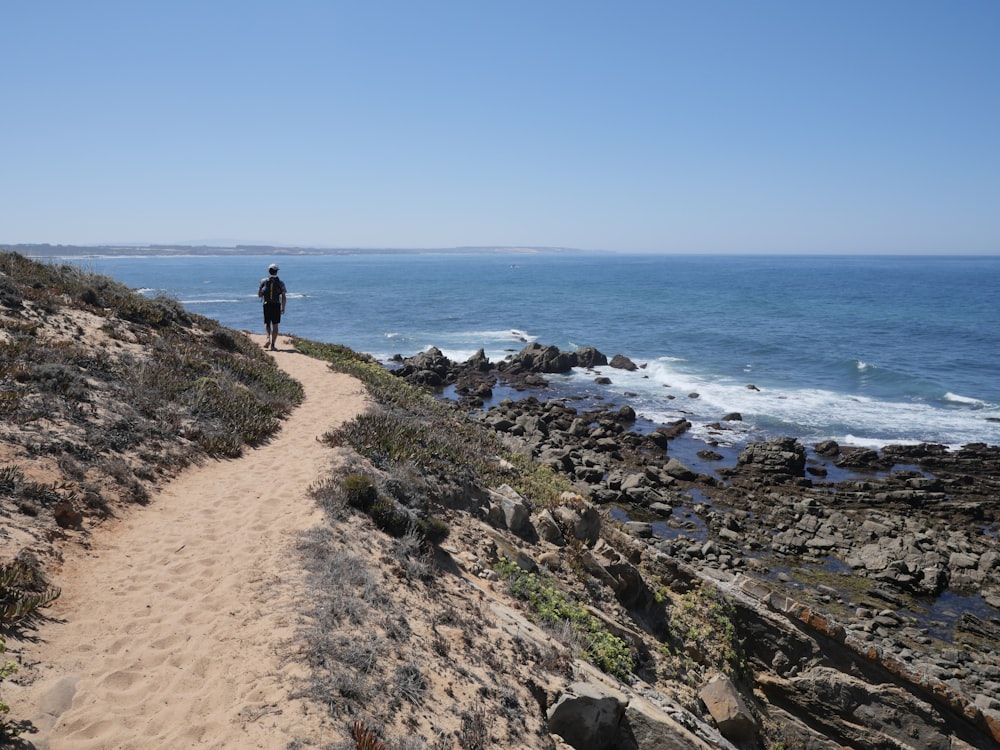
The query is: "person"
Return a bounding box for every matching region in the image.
[257,263,287,350]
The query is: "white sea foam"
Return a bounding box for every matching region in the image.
[507,328,534,341]
[836,434,924,449]
[437,347,481,362]
[562,357,1000,448]
[181,298,240,305]
[944,392,987,406]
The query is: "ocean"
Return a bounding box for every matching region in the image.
[61,252,1000,451]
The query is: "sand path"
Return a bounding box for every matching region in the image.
[8,335,368,749]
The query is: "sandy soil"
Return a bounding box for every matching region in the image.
[7,334,369,749]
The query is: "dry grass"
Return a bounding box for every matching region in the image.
[0,250,302,600]
[0,251,773,748]
[296,470,569,750]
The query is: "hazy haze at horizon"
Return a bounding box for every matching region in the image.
[3,1,999,255]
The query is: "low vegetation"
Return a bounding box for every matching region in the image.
[1,250,310,741]
[0,255,766,747]
[493,557,635,681]
[294,337,575,509]
[0,251,302,544]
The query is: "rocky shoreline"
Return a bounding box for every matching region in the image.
[391,341,1000,748]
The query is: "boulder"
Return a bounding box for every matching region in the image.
[737,437,806,477]
[623,693,725,749]
[814,440,840,457]
[397,346,452,379]
[623,521,654,538]
[664,458,697,482]
[698,673,758,744]
[463,348,492,372]
[575,346,609,368]
[487,485,531,534]
[835,447,886,470]
[505,342,575,374]
[657,419,692,440]
[609,354,639,371]
[547,682,628,750]
[553,502,602,545]
[532,509,565,545]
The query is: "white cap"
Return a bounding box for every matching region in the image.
[268,263,279,272]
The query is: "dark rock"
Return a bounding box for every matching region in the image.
[504,342,575,374]
[645,431,670,449]
[657,420,691,440]
[956,612,1000,641]
[547,682,627,750]
[398,346,452,379]
[53,502,83,529]
[609,354,638,371]
[575,346,608,368]
[595,376,612,385]
[699,673,758,744]
[664,458,697,482]
[835,448,888,470]
[464,348,492,372]
[737,437,806,477]
[617,405,636,422]
[722,412,742,422]
[815,440,840,457]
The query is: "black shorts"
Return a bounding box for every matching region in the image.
[263,303,282,325]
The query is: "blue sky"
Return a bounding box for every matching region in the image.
[3,1,998,254]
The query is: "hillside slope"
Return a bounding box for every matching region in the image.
[2,251,998,750]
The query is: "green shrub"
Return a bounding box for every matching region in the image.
[369,497,412,538]
[343,473,378,510]
[0,251,306,528]
[494,557,634,681]
[663,584,749,681]
[0,559,60,622]
[418,515,450,545]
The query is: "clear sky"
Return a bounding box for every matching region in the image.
[3,1,999,254]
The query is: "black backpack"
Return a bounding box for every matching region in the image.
[262,276,282,303]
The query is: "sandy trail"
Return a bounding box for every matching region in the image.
[8,335,368,749]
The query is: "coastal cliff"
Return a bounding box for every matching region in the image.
[2,251,998,749]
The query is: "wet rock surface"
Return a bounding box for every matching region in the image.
[393,343,1000,748]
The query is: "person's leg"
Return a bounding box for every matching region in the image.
[270,323,279,350]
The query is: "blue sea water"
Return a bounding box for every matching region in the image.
[62,252,1000,450]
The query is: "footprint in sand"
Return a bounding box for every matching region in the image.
[7,348,367,747]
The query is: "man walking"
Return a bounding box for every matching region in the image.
[258,263,287,351]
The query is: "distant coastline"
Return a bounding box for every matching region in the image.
[2,243,594,258]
